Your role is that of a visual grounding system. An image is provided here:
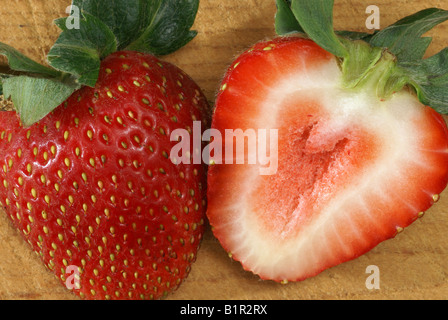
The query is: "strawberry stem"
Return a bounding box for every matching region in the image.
[339,39,406,100]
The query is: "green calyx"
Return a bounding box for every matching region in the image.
[339,39,406,99]
[0,0,200,126]
[275,0,448,114]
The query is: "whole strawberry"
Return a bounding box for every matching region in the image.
[0,0,209,300]
[207,1,448,282]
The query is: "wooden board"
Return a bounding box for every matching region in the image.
[1,0,448,300]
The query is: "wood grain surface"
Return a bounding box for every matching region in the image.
[1,0,448,300]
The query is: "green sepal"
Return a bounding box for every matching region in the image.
[274,1,377,43]
[0,43,62,78]
[275,2,448,114]
[48,11,118,87]
[289,0,348,58]
[0,0,201,126]
[275,0,304,35]
[400,48,448,114]
[70,0,156,50]
[73,0,199,56]
[0,74,11,96]
[359,7,448,113]
[335,30,377,42]
[125,0,199,55]
[274,0,348,58]
[369,8,448,62]
[2,76,80,126]
[0,43,77,126]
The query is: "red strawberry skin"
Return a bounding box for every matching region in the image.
[207,37,448,282]
[0,51,209,299]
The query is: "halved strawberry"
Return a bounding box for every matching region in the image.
[207,1,448,282]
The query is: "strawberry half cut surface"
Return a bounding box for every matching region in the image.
[0,0,209,300]
[207,0,448,282]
